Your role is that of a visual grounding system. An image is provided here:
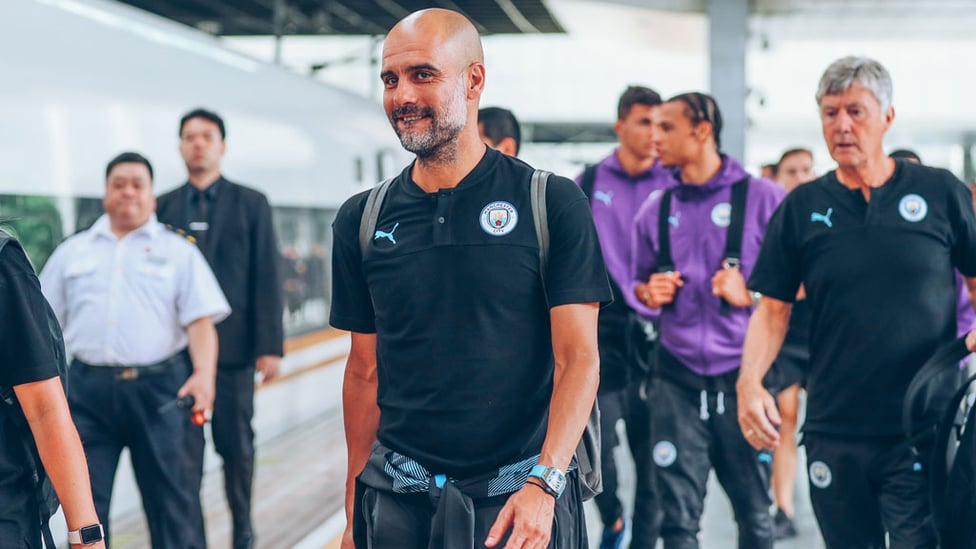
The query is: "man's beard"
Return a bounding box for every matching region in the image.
[391,79,467,161]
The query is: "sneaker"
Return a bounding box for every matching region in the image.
[772,508,797,540]
[599,517,628,549]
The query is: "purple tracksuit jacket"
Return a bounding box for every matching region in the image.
[630,155,786,376]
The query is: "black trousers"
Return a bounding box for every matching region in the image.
[651,377,772,549]
[185,363,257,549]
[0,484,40,548]
[804,433,937,549]
[352,471,588,549]
[593,382,660,548]
[68,358,195,548]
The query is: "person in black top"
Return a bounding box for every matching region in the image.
[157,109,285,549]
[739,56,976,549]
[0,234,105,548]
[330,9,610,549]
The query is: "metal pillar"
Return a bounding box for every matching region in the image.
[273,0,287,64]
[707,0,748,161]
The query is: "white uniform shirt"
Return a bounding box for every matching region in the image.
[40,214,230,366]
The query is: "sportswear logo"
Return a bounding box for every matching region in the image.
[810,208,833,228]
[809,460,832,489]
[668,211,681,228]
[710,202,731,227]
[480,201,519,236]
[653,441,677,468]
[374,222,399,244]
[594,190,613,206]
[899,194,928,222]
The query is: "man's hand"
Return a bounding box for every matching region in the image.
[340,525,354,549]
[711,266,752,307]
[637,271,684,308]
[256,354,282,383]
[485,483,556,548]
[967,329,976,353]
[736,378,781,451]
[177,373,215,413]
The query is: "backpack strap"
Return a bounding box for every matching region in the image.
[579,164,597,203]
[719,177,750,315]
[929,368,976,530]
[530,169,551,305]
[359,178,395,257]
[656,189,675,273]
[902,336,971,453]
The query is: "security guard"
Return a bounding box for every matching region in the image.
[740,57,976,548]
[632,92,784,548]
[39,152,230,548]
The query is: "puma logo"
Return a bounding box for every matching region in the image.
[374,222,399,244]
[668,212,681,228]
[594,190,613,206]
[810,208,833,228]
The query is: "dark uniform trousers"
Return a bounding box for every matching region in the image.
[594,380,660,548]
[651,374,772,549]
[803,433,937,549]
[185,362,256,549]
[0,453,42,547]
[68,355,195,548]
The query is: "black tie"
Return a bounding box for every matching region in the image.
[191,190,210,249]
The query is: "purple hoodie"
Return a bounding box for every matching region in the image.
[630,155,786,376]
[576,151,677,317]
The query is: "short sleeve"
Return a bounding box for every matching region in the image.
[747,199,802,302]
[329,192,377,333]
[947,176,976,277]
[176,242,231,327]
[542,176,613,307]
[0,242,61,387]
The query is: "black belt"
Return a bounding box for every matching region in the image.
[73,351,187,380]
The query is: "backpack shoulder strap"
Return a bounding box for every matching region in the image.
[722,176,751,267]
[359,178,395,257]
[530,170,551,293]
[580,164,597,203]
[656,189,675,273]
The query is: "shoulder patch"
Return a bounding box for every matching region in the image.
[164,224,197,244]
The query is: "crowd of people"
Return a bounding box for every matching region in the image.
[2,5,975,549]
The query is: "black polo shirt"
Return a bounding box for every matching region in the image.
[0,238,61,517]
[749,161,976,437]
[331,148,611,477]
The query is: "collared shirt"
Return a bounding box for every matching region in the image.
[183,177,224,227]
[40,214,230,366]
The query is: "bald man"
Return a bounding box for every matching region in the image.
[330,9,610,549]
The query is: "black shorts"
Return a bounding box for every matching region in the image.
[772,339,808,391]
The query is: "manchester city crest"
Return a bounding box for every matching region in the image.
[652,440,678,468]
[480,201,518,236]
[809,460,832,489]
[711,202,732,227]
[898,193,928,223]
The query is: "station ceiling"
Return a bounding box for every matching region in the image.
[117,0,565,36]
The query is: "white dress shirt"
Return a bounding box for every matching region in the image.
[40,214,230,366]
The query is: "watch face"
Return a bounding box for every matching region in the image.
[80,525,103,544]
[544,468,566,494]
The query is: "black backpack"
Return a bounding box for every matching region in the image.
[357,172,603,501]
[0,233,66,548]
[903,336,976,547]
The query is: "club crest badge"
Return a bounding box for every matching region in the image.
[898,194,928,223]
[653,440,678,468]
[480,201,518,236]
[711,202,732,227]
[809,460,832,489]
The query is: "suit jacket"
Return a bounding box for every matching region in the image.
[157,177,284,366]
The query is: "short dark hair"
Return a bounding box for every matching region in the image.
[889,148,921,163]
[179,108,226,139]
[779,147,813,165]
[668,92,723,150]
[478,107,521,155]
[105,151,153,181]
[617,86,662,120]
[762,163,778,178]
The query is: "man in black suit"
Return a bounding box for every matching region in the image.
[156,108,284,549]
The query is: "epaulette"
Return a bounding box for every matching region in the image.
[163,224,197,245]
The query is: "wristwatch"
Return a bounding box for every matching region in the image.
[68,524,103,545]
[528,464,566,498]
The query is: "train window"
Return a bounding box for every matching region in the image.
[355,156,364,184]
[377,148,397,180]
[273,206,338,337]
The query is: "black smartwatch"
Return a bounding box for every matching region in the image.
[68,524,103,545]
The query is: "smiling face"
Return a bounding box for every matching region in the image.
[380,10,484,162]
[819,84,894,171]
